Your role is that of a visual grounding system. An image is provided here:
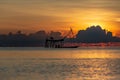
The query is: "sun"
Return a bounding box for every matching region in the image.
[73,21,106,32]
[86,21,106,29]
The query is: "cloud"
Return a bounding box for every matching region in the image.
[0,0,120,35]
[36,0,120,11]
[1,0,120,10]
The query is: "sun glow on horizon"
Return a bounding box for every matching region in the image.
[0,0,119,37]
[69,8,120,36]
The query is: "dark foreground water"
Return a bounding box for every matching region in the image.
[0,47,120,80]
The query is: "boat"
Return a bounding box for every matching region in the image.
[45,28,79,48]
[61,46,78,48]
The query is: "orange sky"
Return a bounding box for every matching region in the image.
[0,0,120,37]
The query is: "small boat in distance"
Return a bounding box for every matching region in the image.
[45,28,78,48]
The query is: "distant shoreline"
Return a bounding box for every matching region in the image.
[0,42,120,47]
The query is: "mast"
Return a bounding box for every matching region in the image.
[63,27,74,39]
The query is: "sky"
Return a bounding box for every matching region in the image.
[0,0,120,36]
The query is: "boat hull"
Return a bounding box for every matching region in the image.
[57,46,79,48]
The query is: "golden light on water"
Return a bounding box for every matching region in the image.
[0,47,119,59]
[71,49,120,58]
[72,52,113,58]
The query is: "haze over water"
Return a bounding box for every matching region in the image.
[0,47,120,80]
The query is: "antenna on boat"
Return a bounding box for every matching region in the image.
[70,27,75,38]
[63,27,74,39]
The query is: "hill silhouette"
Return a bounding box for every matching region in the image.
[0,25,119,47]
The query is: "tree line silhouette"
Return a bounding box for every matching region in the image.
[76,25,120,43]
[0,25,119,47]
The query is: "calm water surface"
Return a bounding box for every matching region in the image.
[0,47,120,80]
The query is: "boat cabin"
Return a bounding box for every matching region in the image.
[45,37,64,48]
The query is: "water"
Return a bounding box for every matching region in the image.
[0,47,120,80]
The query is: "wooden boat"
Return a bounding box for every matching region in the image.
[45,28,78,48]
